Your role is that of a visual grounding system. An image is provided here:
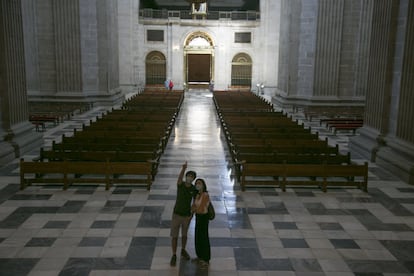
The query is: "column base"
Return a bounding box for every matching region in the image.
[27,88,125,107]
[271,92,365,112]
[0,142,16,166]
[7,121,43,159]
[349,126,382,162]
[376,138,414,185]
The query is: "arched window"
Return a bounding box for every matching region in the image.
[231,53,252,86]
[145,51,166,85]
[185,31,214,48]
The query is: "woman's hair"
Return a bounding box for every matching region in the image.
[195,178,207,192]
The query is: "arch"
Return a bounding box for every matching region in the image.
[231,53,252,86]
[184,31,214,48]
[145,51,166,85]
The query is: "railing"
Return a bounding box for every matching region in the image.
[139,9,260,21]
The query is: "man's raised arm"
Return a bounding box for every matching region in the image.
[177,161,187,185]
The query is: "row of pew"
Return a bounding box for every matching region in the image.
[29,102,93,131]
[20,90,184,190]
[213,91,368,192]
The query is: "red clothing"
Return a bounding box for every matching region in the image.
[169,80,174,90]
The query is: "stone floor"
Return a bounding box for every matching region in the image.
[0,89,414,276]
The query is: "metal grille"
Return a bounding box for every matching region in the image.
[145,51,166,85]
[231,53,252,86]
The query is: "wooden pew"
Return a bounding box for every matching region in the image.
[20,158,153,190]
[240,162,368,192]
[40,149,160,180]
[320,118,363,127]
[70,130,169,151]
[61,135,163,149]
[328,122,364,134]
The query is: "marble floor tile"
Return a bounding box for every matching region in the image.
[0,89,413,275]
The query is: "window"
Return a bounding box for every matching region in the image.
[231,53,252,86]
[147,30,164,42]
[145,51,166,85]
[235,32,251,43]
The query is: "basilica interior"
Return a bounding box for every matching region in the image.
[0,0,414,275]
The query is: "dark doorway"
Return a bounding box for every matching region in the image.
[187,54,211,83]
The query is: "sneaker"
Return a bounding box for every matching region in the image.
[181,249,190,260]
[170,254,177,266]
[199,260,209,269]
[191,257,200,263]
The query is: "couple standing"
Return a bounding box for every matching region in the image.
[170,162,211,269]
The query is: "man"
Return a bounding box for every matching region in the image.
[170,161,196,266]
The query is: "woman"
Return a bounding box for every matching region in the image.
[191,178,211,269]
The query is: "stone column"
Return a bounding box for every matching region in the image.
[374,0,414,184]
[24,0,122,106]
[354,0,374,97]
[0,1,42,165]
[79,0,122,105]
[273,0,367,108]
[313,0,344,97]
[276,0,301,99]
[54,0,83,93]
[349,0,399,161]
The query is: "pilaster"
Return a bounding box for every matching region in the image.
[350,0,400,161]
[272,0,367,109]
[54,0,82,93]
[0,0,42,165]
[25,0,123,106]
[375,0,414,184]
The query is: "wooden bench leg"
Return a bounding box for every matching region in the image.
[147,176,151,191]
[20,175,25,190]
[105,175,110,190]
[362,181,368,192]
[322,181,327,193]
[63,173,68,190]
[280,178,286,192]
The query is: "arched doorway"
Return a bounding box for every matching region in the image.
[184,32,214,87]
[145,51,166,85]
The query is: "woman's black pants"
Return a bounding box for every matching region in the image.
[195,213,210,262]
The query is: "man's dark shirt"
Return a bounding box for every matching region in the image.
[173,182,196,217]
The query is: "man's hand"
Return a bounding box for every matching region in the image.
[177,161,188,185]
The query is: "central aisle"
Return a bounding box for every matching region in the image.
[151,89,238,273]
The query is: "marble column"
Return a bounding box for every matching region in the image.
[349,0,399,160]
[24,0,123,106]
[54,0,82,93]
[273,0,367,108]
[350,0,414,184]
[0,1,42,165]
[276,0,301,98]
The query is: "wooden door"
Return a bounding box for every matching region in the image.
[187,54,211,82]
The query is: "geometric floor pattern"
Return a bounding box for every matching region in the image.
[0,90,413,276]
